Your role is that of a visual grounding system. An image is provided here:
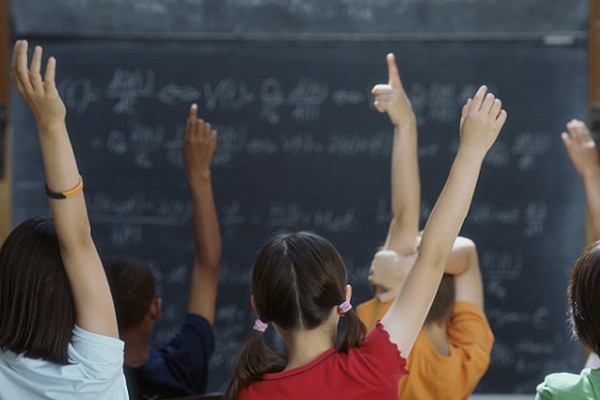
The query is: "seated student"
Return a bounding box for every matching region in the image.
[0,41,127,399]
[224,77,507,400]
[535,241,600,399]
[104,105,221,399]
[357,54,494,399]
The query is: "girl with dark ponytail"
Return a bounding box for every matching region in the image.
[225,85,507,400]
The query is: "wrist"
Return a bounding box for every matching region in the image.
[581,166,600,180]
[187,169,212,188]
[394,116,416,133]
[36,118,66,133]
[455,146,486,167]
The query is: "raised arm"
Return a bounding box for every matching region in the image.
[369,236,480,304]
[562,120,600,240]
[373,54,420,255]
[11,41,118,337]
[381,86,506,355]
[184,104,222,325]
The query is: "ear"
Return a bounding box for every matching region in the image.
[345,285,353,302]
[251,295,259,318]
[148,297,162,320]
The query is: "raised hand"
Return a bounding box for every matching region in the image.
[459,86,507,159]
[372,53,415,128]
[562,120,600,178]
[369,250,417,303]
[183,104,218,183]
[11,40,66,128]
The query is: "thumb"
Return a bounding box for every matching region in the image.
[387,53,401,86]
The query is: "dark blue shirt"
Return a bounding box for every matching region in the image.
[128,313,215,400]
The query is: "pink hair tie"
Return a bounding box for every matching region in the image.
[337,300,353,316]
[253,318,269,333]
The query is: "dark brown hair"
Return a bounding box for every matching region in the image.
[104,255,156,332]
[224,232,367,400]
[569,241,600,355]
[425,274,455,325]
[0,217,75,365]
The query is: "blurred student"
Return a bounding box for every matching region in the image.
[562,120,600,370]
[105,105,221,399]
[356,54,494,400]
[0,41,127,399]
[535,241,600,399]
[223,77,507,399]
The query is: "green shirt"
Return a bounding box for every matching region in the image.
[536,368,600,400]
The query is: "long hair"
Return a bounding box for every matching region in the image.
[0,217,75,364]
[569,241,600,355]
[224,232,366,399]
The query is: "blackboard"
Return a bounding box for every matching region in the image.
[10,43,587,394]
[11,0,589,38]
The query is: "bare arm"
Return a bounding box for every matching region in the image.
[373,54,420,255]
[381,86,507,356]
[184,104,222,325]
[369,236,476,303]
[562,120,600,240]
[11,41,118,337]
[450,237,483,307]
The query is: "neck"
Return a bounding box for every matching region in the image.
[282,325,336,370]
[423,321,450,357]
[122,327,152,367]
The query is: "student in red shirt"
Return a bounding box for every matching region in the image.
[224,68,508,400]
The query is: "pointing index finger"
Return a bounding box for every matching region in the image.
[387,53,401,87]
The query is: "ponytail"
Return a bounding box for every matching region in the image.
[224,331,285,400]
[336,308,366,353]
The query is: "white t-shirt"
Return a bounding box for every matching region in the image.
[0,326,128,400]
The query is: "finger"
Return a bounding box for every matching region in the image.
[29,46,44,93]
[490,99,502,118]
[569,121,586,144]
[460,98,472,125]
[371,84,393,95]
[481,92,495,113]
[10,40,20,82]
[387,53,401,86]
[189,103,198,121]
[495,109,508,127]
[43,57,57,89]
[204,122,212,140]
[561,132,574,150]
[471,85,488,111]
[210,130,218,149]
[373,93,393,102]
[374,100,388,113]
[574,121,592,141]
[15,40,33,92]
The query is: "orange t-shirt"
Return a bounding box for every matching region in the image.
[356,299,494,400]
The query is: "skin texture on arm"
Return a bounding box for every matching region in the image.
[381,86,507,356]
[11,41,118,338]
[369,236,479,304]
[184,104,222,325]
[562,120,600,240]
[373,54,420,256]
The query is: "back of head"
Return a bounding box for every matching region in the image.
[0,217,75,365]
[225,232,366,400]
[569,242,600,355]
[425,274,455,326]
[104,255,156,333]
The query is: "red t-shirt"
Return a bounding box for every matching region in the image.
[239,321,408,400]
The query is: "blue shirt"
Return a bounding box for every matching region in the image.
[0,326,128,400]
[129,313,215,399]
